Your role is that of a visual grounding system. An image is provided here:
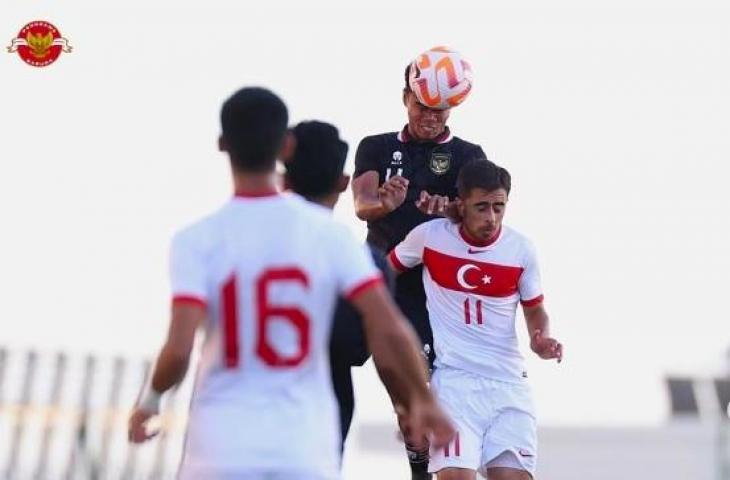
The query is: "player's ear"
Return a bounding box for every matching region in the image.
[218,135,227,152]
[402,89,409,107]
[279,130,297,164]
[456,197,465,218]
[337,174,350,193]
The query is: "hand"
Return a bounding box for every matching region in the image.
[530,329,563,363]
[415,190,450,216]
[396,395,455,451]
[378,175,408,212]
[128,407,159,443]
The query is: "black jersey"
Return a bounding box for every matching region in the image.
[354,127,486,253]
[353,126,486,351]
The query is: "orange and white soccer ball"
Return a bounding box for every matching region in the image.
[408,46,473,110]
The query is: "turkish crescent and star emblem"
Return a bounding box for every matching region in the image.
[456,264,491,290]
[7,21,72,67]
[423,248,523,297]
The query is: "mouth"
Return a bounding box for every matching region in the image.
[419,124,439,135]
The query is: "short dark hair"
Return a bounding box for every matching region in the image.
[457,159,512,198]
[285,121,348,198]
[220,87,288,172]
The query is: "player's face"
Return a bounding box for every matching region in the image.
[459,188,508,242]
[403,91,450,141]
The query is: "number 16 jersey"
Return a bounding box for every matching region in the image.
[170,192,381,479]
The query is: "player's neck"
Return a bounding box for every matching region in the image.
[232,171,279,197]
[459,224,501,247]
[405,124,449,143]
[307,192,338,210]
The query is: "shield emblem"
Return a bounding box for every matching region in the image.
[429,152,452,175]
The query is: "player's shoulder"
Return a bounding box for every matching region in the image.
[449,135,486,158]
[501,224,531,242]
[500,225,537,255]
[357,132,397,151]
[449,135,482,149]
[173,194,262,240]
[359,131,398,143]
[171,208,223,254]
[172,193,339,250]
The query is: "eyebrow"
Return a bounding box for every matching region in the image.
[474,201,506,207]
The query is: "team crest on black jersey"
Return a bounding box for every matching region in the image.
[429,152,452,175]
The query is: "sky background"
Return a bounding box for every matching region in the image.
[2,0,729,437]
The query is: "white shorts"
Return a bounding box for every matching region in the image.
[428,366,537,477]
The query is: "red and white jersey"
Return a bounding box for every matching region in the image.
[170,192,381,478]
[390,219,543,383]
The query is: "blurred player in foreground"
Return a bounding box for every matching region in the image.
[128,87,453,480]
[282,120,392,448]
[388,160,563,480]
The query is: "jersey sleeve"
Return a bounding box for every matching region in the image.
[325,223,383,301]
[518,240,544,307]
[353,135,382,178]
[169,230,208,308]
[389,222,429,271]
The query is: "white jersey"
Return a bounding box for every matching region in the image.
[170,192,381,478]
[390,219,543,383]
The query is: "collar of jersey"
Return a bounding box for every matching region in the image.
[459,225,502,248]
[397,125,453,144]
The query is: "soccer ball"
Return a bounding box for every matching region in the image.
[408,46,473,110]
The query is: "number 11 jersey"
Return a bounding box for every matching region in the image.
[389,219,544,384]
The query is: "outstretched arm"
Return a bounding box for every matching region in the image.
[353,172,409,221]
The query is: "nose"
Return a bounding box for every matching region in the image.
[422,108,440,120]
